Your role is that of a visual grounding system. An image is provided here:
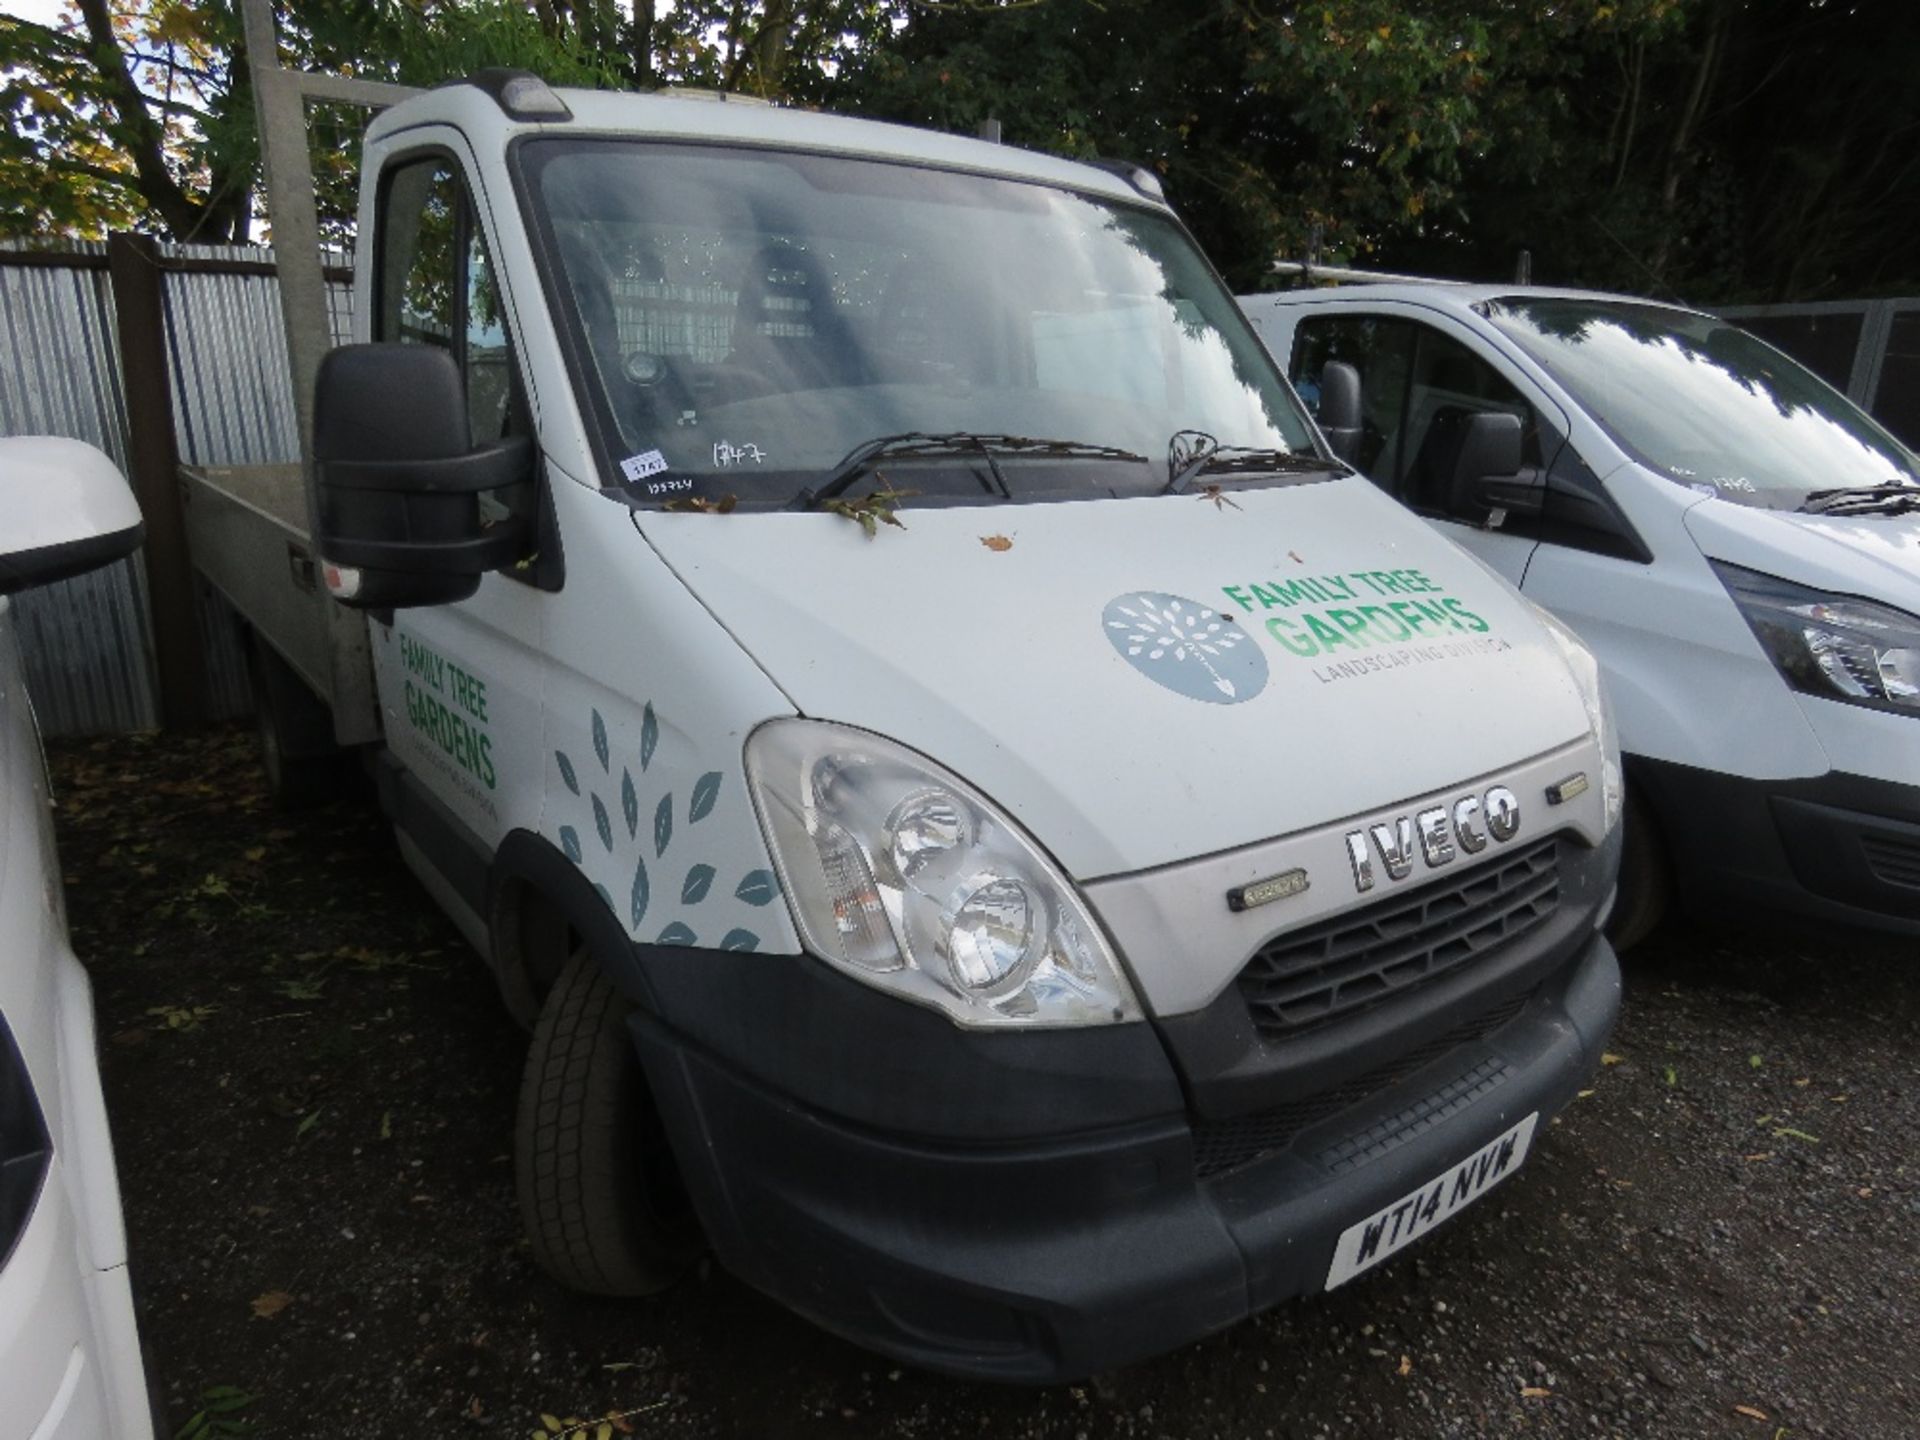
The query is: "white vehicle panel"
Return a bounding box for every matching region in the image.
[642,476,1592,880]
[535,473,803,954]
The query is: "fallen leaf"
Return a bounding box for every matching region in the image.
[1734,1403,1769,1420]
[980,534,1013,552]
[1601,1052,1623,1066]
[1521,1385,1552,1398]
[250,1290,293,1320]
[1397,1354,1412,1377]
[243,846,266,862]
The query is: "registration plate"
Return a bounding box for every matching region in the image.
[1324,1112,1538,1290]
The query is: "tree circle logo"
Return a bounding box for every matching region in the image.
[1102,592,1268,704]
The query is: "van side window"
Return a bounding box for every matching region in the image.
[1290,315,1416,484]
[1400,325,1543,518]
[1293,315,1547,520]
[378,157,516,446]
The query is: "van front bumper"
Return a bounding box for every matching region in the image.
[1635,757,1920,934]
[630,923,1619,1383]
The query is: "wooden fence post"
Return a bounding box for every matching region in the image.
[107,231,207,730]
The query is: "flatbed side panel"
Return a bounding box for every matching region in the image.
[178,463,332,704]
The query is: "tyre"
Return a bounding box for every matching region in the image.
[1606,789,1670,953]
[514,947,702,1294]
[246,635,341,809]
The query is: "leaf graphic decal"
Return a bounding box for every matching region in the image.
[629,856,650,930]
[593,883,613,911]
[620,769,638,838]
[654,793,673,858]
[689,771,722,824]
[640,702,658,772]
[559,826,581,863]
[719,928,760,953]
[555,751,579,796]
[591,709,610,772]
[681,864,715,905]
[592,794,613,852]
[658,921,697,946]
[734,870,778,907]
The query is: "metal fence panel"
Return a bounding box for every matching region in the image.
[1,241,355,736]
[157,244,354,722]
[0,245,160,735]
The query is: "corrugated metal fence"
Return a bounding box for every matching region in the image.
[0,239,353,736]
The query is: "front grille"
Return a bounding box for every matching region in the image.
[1862,833,1920,890]
[1236,838,1560,1041]
[1190,993,1527,1180]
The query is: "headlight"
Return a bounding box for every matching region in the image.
[1715,562,1920,717]
[1530,603,1624,832]
[744,721,1142,1028]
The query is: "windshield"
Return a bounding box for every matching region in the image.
[520,139,1318,506]
[1482,297,1919,510]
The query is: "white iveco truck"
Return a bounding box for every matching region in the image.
[181,73,1623,1379]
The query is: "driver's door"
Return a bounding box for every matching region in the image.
[1288,308,1567,588]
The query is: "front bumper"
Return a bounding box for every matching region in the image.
[631,913,1620,1382]
[1636,757,1920,934]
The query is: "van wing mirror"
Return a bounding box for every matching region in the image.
[0,437,144,596]
[1316,361,1363,464]
[1448,411,1542,520]
[313,344,532,610]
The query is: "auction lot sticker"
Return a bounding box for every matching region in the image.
[1325,1112,1539,1290]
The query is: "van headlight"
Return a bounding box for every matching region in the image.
[744,721,1142,1028]
[1530,604,1623,832]
[1715,562,1920,716]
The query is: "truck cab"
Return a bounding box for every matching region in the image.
[190,78,1623,1381]
[1245,283,1920,948]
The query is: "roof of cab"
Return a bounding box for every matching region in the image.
[1246,281,1703,316]
[365,80,1154,209]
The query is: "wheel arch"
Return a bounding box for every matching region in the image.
[488,828,659,1025]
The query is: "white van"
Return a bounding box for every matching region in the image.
[0,438,153,1438]
[186,77,1623,1380]
[1244,285,1920,947]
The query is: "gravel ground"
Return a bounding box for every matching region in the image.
[48,726,1919,1440]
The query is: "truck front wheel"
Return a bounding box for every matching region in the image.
[514,948,702,1294]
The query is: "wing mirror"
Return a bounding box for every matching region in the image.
[1447,411,1542,520]
[0,437,144,595]
[1316,361,1363,464]
[313,344,532,610]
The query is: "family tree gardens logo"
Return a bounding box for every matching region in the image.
[1102,592,1269,704]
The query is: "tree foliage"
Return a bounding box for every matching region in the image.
[2,0,1913,299]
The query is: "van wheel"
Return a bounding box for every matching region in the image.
[247,635,340,809]
[1606,790,1670,952]
[514,948,701,1295]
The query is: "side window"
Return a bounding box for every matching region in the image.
[1400,324,1544,518]
[1290,315,1417,489]
[378,156,516,446]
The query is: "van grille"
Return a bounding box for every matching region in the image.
[1236,838,1560,1041]
[1861,833,1920,890]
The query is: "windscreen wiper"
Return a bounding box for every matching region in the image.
[1162,434,1346,495]
[1797,482,1920,516]
[791,432,1147,510]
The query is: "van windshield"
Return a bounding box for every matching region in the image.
[1482,297,1919,510]
[519,139,1319,506]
